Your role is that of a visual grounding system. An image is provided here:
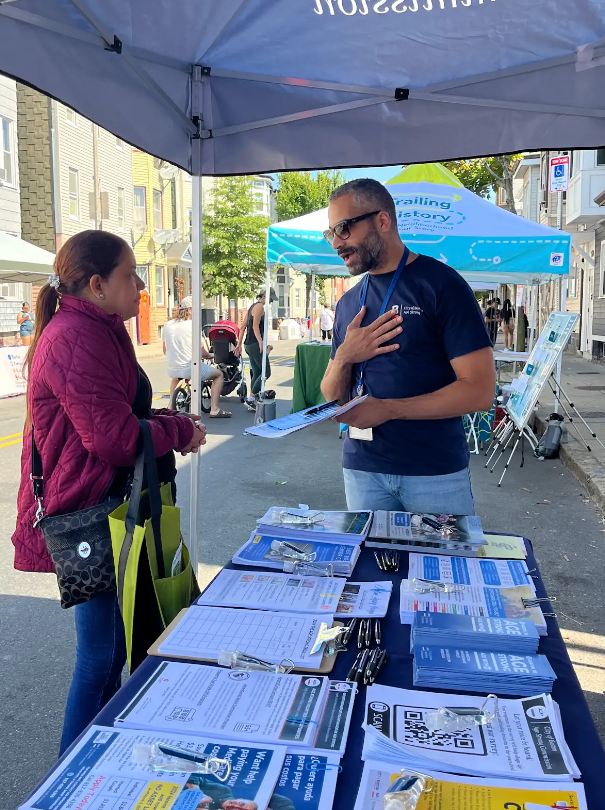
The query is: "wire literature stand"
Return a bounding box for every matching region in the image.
[485,312,579,486]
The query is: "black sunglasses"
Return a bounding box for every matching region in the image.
[323,210,381,246]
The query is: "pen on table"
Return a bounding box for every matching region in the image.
[157,743,211,764]
[374,551,385,571]
[369,649,388,685]
[392,551,400,572]
[364,618,372,648]
[363,648,381,685]
[374,618,381,646]
[358,619,367,649]
[346,651,363,682]
[386,551,394,571]
[342,618,357,647]
[353,648,371,684]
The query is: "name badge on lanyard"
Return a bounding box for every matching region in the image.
[349,426,373,441]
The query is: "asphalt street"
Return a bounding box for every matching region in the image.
[1,340,605,808]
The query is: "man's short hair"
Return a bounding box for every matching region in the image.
[329,179,397,231]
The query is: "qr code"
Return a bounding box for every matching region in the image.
[394,707,487,756]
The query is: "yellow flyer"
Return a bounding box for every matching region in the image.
[354,763,587,810]
[477,534,527,560]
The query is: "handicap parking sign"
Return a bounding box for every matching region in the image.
[554,165,564,177]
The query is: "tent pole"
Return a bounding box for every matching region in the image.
[309,272,315,342]
[260,263,271,397]
[553,278,568,414]
[188,172,202,577]
[529,285,538,352]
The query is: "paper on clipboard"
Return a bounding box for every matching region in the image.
[245,395,368,438]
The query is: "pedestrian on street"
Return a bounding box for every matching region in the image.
[163,296,232,418]
[235,287,277,409]
[12,230,206,754]
[484,298,499,346]
[17,301,34,346]
[321,179,495,513]
[501,298,515,351]
[320,304,335,341]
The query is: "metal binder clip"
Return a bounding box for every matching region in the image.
[424,695,498,734]
[270,539,317,562]
[277,509,325,525]
[382,771,433,810]
[310,622,347,655]
[522,596,556,608]
[218,650,294,674]
[283,560,334,577]
[411,578,465,594]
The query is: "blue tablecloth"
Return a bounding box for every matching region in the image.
[27,539,605,809]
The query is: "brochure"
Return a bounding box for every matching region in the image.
[353,762,587,810]
[245,396,368,438]
[275,751,340,810]
[362,685,580,780]
[335,581,392,618]
[411,612,540,655]
[115,661,329,749]
[20,725,286,810]
[232,532,360,575]
[408,553,534,592]
[368,511,486,545]
[195,568,346,614]
[257,507,372,544]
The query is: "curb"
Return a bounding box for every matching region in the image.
[534,413,605,514]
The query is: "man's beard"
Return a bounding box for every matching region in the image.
[339,227,387,276]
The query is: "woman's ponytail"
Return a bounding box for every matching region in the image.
[25,283,59,382]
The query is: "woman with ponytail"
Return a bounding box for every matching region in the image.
[12,231,206,753]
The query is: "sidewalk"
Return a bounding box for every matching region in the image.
[531,353,605,512]
[133,330,283,362]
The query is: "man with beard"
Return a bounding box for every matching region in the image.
[320,179,495,513]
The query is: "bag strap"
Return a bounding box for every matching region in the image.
[30,429,45,525]
[117,420,166,615]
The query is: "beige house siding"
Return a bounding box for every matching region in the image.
[0,76,20,236]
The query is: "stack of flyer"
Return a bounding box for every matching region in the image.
[257,506,372,544]
[399,580,548,635]
[411,612,541,654]
[408,552,534,592]
[353,763,587,810]
[413,645,557,696]
[232,531,361,575]
[362,685,580,781]
[366,511,487,554]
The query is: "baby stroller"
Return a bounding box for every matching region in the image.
[205,320,247,406]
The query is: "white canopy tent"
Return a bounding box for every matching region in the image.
[0,232,56,284]
[1,0,603,568]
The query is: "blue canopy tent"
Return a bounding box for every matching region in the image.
[0,0,599,564]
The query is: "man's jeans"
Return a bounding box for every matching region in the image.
[343,467,475,514]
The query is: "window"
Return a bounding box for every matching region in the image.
[117,187,125,229]
[133,186,147,230]
[295,289,301,308]
[0,116,15,186]
[0,282,18,299]
[65,107,77,126]
[597,148,605,167]
[68,168,79,219]
[600,242,605,298]
[136,265,149,287]
[568,261,578,298]
[153,189,163,230]
[155,265,165,306]
[186,208,192,239]
[253,180,264,188]
[115,137,123,150]
[278,284,285,309]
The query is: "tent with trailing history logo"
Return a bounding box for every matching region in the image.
[0,0,600,562]
[267,164,571,286]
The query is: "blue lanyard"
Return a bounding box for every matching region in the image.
[356,246,409,396]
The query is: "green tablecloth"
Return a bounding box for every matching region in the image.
[291,341,332,412]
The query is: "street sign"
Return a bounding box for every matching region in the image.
[549,155,570,193]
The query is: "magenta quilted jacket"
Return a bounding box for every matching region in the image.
[12,295,194,573]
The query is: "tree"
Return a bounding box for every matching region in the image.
[202,177,270,300]
[443,155,522,214]
[275,170,346,314]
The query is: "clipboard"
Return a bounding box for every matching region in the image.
[148,609,343,674]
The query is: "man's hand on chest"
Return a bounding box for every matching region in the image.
[335,306,403,366]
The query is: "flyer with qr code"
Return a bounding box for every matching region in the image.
[362,685,580,781]
[19,726,286,810]
[353,763,587,810]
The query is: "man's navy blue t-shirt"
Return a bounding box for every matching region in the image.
[330,254,492,477]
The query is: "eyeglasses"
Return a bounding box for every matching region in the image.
[323,210,381,245]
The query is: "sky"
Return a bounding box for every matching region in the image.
[338,165,402,183]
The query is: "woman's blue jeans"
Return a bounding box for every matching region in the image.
[59,590,126,754]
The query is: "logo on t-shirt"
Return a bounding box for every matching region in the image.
[402,305,423,316]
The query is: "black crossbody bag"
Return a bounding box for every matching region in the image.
[31,432,123,609]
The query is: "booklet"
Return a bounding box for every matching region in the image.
[413,646,557,696]
[233,532,361,575]
[368,511,486,544]
[115,661,330,749]
[400,581,547,635]
[195,568,347,614]
[335,581,392,618]
[362,685,580,780]
[19,725,286,810]
[257,507,372,544]
[411,612,540,655]
[245,396,368,438]
[353,762,588,810]
[408,553,534,592]
[157,606,330,669]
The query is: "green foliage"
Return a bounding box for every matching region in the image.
[203,177,270,300]
[275,170,346,312]
[443,155,522,213]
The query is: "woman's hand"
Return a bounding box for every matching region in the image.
[182,412,203,422]
[180,422,206,456]
[234,345,242,358]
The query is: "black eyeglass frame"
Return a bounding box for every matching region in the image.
[323,210,382,245]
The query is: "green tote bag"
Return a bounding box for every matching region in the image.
[110,419,199,671]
